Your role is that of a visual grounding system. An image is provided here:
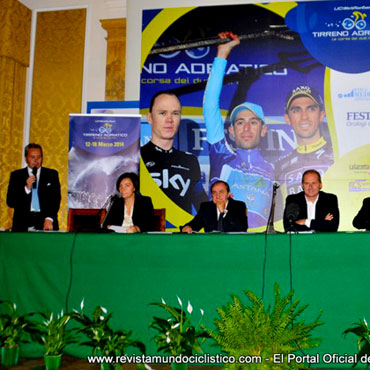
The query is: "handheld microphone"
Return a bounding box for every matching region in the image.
[32,167,37,189]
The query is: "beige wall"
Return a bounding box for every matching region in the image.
[19,0,127,113]
[28,8,87,230]
[0,0,32,229]
[1,0,126,230]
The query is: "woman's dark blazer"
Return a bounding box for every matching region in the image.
[103,194,155,232]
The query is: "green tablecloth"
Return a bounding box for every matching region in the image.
[1,231,369,367]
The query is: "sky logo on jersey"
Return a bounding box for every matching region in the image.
[150,169,190,196]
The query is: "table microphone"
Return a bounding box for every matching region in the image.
[286,203,300,229]
[32,167,37,189]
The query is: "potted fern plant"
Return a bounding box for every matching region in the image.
[72,300,145,370]
[149,296,209,370]
[34,310,76,369]
[0,300,38,366]
[210,283,323,370]
[343,317,370,367]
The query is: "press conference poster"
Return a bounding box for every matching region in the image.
[68,114,141,209]
[139,1,370,231]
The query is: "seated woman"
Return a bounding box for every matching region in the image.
[103,172,155,233]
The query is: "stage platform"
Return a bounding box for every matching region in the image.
[1,231,369,368]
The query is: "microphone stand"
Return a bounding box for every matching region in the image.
[265,182,281,234]
[287,218,297,233]
[262,182,280,299]
[100,194,116,229]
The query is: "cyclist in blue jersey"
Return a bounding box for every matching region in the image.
[203,32,274,229]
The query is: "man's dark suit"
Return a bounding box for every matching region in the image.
[353,197,370,231]
[182,197,248,232]
[283,190,339,232]
[102,195,155,232]
[7,167,61,231]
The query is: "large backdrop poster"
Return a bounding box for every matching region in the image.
[139,1,370,231]
[68,114,141,209]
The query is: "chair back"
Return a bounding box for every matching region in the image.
[153,208,166,231]
[68,208,106,232]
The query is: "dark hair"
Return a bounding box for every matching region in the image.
[302,169,322,183]
[149,91,181,112]
[285,86,323,113]
[116,172,140,193]
[25,143,43,157]
[211,180,230,193]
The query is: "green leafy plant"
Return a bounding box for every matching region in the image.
[35,310,76,356]
[343,317,370,367]
[100,329,145,356]
[210,283,322,370]
[72,300,145,356]
[149,296,209,356]
[0,300,38,348]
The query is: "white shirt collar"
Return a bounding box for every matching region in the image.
[305,193,319,205]
[305,193,319,224]
[27,166,41,177]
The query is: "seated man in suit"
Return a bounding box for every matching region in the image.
[181,180,248,233]
[353,197,370,231]
[6,143,61,231]
[283,169,339,232]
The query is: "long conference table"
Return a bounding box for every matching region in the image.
[1,231,369,367]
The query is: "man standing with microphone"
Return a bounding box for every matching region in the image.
[6,143,61,231]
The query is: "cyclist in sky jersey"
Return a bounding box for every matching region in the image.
[141,91,207,214]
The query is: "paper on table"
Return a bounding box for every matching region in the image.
[108,225,128,233]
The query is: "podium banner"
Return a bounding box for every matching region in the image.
[139,1,370,231]
[68,114,141,208]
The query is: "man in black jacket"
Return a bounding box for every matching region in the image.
[181,180,248,233]
[283,169,339,232]
[353,197,370,231]
[7,143,61,231]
